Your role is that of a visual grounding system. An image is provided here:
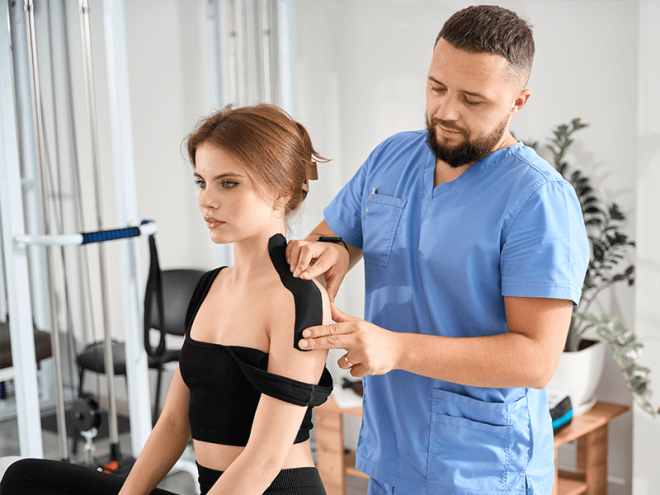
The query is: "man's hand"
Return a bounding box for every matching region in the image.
[286,240,350,302]
[298,303,400,377]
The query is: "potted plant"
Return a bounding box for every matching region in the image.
[530,119,658,416]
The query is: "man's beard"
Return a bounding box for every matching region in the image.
[425,114,509,168]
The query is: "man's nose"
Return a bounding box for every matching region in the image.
[434,94,460,122]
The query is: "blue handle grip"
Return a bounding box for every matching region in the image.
[81,226,141,245]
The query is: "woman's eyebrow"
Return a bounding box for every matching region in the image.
[193,172,244,180]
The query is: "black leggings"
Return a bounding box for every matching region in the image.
[0,458,326,495]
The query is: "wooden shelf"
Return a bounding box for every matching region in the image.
[316,397,629,495]
[344,451,369,480]
[556,476,587,495]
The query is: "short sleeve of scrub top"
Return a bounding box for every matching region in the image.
[501,179,588,305]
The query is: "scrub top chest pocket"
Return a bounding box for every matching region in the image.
[363,192,407,267]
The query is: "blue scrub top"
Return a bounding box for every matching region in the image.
[324,131,589,495]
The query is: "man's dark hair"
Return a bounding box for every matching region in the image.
[436,5,535,84]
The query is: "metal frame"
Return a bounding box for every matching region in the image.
[0,0,153,460]
[102,0,153,457]
[0,0,43,458]
[25,0,70,460]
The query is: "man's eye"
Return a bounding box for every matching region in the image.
[464,97,481,106]
[222,181,238,189]
[432,86,445,93]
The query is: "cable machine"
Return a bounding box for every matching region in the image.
[0,0,151,460]
[1,0,296,478]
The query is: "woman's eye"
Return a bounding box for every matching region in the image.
[222,181,238,189]
[194,179,205,188]
[432,86,445,93]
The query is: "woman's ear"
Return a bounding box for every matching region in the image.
[272,192,292,217]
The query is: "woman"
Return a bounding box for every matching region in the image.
[1,104,333,495]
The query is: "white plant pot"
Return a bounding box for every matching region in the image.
[548,339,607,415]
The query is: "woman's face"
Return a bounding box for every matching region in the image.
[194,142,283,245]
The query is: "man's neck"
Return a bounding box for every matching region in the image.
[434,162,471,186]
[433,133,518,187]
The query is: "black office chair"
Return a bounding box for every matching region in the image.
[0,316,53,397]
[77,235,204,425]
[142,266,205,423]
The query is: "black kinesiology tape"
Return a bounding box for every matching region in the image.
[268,234,323,351]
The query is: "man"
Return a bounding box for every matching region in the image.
[287,5,589,495]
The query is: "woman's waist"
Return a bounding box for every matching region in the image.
[194,439,314,472]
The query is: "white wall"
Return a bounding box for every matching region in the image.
[633,1,660,493]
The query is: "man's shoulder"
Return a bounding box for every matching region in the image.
[506,143,564,184]
[367,130,428,166]
[376,129,427,150]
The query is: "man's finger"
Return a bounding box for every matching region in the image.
[286,242,303,272]
[298,332,349,351]
[299,257,328,281]
[350,364,367,378]
[293,246,318,278]
[301,322,351,340]
[337,353,353,370]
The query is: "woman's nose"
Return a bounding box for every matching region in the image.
[198,189,218,209]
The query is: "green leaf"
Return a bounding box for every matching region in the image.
[579,186,595,198]
[593,244,604,261]
[610,204,625,220]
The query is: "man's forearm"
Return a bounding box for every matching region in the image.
[394,331,557,389]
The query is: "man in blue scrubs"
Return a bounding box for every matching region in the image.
[287,5,589,495]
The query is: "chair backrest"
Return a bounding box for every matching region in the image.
[146,268,205,336]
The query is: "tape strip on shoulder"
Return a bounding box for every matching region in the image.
[268,234,323,352]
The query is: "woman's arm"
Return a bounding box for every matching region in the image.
[207,282,330,495]
[118,366,191,495]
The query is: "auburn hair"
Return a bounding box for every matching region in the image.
[185,104,327,217]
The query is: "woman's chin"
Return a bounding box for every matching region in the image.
[209,231,231,245]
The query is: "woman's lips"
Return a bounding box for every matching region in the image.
[205,218,224,228]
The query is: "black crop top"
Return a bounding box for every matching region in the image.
[179,234,333,447]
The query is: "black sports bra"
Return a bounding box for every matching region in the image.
[179,234,333,446]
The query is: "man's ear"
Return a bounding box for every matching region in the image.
[510,89,531,116]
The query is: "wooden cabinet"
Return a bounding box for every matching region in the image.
[315,397,629,495]
[552,401,629,495]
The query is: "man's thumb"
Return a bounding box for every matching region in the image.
[325,276,340,303]
[331,302,353,323]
